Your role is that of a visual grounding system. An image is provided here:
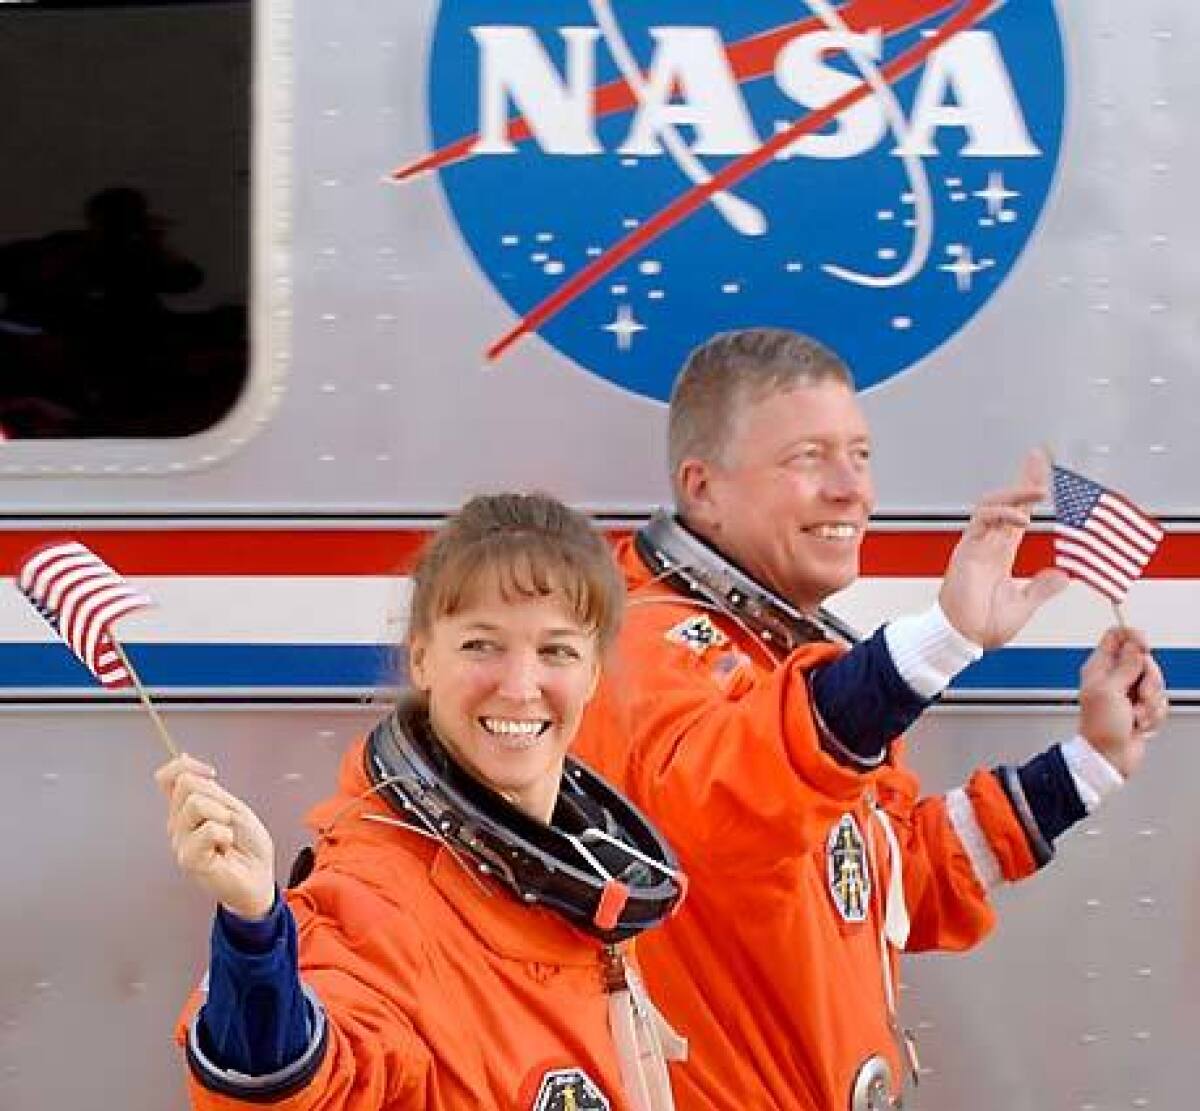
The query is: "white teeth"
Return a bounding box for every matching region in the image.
[481,718,546,738]
[811,524,857,540]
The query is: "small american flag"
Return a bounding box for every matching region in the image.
[1051,464,1164,603]
[16,541,154,688]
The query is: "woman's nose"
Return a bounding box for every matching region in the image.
[495,652,541,700]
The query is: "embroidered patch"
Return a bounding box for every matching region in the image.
[530,1068,612,1111]
[827,814,871,923]
[665,614,728,656]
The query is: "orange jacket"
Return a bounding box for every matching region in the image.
[574,539,1039,1110]
[176,739,644,1111]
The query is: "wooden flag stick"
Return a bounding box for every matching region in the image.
[111,640,180,759]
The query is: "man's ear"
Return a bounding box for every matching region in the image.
[408,635,430,692]
[676,457,718,529]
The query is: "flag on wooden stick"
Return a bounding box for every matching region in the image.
[1050,464,1164,604]
[16,541,154,688]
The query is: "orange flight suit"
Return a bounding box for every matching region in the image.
[575,540,1040,1110]
[177,739,645,1111]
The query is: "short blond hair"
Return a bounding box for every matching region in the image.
[408,493,624,654]
[668,329,854,502]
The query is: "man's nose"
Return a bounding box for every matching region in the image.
[823,457,867,499]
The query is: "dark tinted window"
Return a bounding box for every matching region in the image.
[0,0,250,439]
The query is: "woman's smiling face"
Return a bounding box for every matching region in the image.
[408,576,601,824]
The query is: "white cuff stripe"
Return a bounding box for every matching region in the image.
[946,787,1003,892]
[1061,735,1124,815]
[884,603,983,699]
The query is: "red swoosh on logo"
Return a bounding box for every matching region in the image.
[486,0,997,361]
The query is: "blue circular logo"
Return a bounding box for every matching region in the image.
[417,1,1065,401]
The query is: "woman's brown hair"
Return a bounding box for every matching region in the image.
[407,493,624,653]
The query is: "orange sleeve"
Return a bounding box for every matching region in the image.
[873,758,1042,955]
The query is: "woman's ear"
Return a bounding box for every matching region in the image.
[584,655,602,702]
[408,635,430,692]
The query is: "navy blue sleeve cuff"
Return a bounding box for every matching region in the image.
[198,895,312,1078]
[217,890,285,955]
[810,627,931,767]
[1014,744,1088,844]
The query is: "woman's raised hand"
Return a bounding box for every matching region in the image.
[155,754,277,921]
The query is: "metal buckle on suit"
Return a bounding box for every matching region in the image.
[850,1055,902,1111]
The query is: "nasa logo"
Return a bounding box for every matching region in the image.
[408,1,1065,402]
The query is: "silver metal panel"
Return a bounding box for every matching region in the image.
[903,706,1200,1109]
[2,1,1195,515]
[0,705,376,1111]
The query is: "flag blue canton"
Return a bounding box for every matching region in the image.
[1052,467,1103,528]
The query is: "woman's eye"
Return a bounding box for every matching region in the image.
[460,639,497,654]
[541,644,581,662]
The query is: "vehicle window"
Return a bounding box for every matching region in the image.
[0,0,250,439]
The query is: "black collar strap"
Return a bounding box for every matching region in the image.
[364,706,686,943]
[635,510,860,656]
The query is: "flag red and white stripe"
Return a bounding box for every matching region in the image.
[16,541,154,687]
[1051,464,1164,603]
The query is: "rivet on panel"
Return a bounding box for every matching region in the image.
[1149,445,1167,455]
[42,772,60,784]
[1149,376,1167,386]
[283,772,303,783]
[1137,896,1156,908]
[376,454,392,463]
[1094,444,1111,455]
[1133,1031,1151,1041]
[1085,898,1102,910]
[319,454,336,464]
[1138,828,1158,837]
[1137,967,1153,979]
[321,383,337,393]
[376,383,394,392]
[1132,1099,1150,1108]
[1080,1033,1100,1044]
